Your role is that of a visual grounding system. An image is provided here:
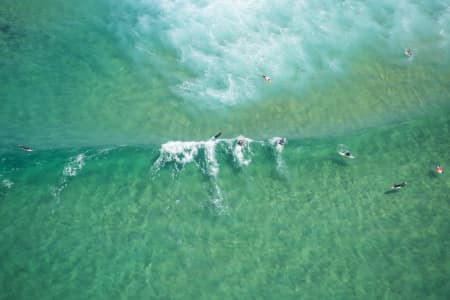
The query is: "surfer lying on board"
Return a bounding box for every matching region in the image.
[337,144,354,159]
[212,132,222,140]
[391,182,407,190]
[18,145,33,152]
[262,75,272,83]
[338,151,354,159]
[435,164,443,174]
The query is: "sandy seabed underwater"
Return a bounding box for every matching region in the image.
[1,0,450,299]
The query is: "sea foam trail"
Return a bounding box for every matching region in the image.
[270,137,287,173]
[152,137,258,176]
[127,0,450,105]
[52,148,114,200]
[63,154,86,177]
[152,141,211,176]
[52,153,87,200]
[152,136,287,213]
[151,139,225,212]
[230,136,254,167]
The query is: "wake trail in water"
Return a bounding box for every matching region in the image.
[270,137,287,174]
[52,147,115,201]
[229,136,254,167]
[151,136,287,213]
[151,139,225,212]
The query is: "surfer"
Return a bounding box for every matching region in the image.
[391,182,407,190]
[338,150,353,159]
[237,140,245,147]
[435,164,443,174]
[337,144,354,159]
[213,132,222,140]
[278,138,286,146]
[262,75,272,83]
[18,145,33,152]
[405,48,413,57]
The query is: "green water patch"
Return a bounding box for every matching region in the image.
[1,114,448,299]
[1,1,450,148]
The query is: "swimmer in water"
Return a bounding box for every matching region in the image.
[262,75,272,83]
[237,139,245,147]
[213,132,222,140]
[18,145,33,152]
[435,164,443,174]
[405,48,413,57]
[391,182,407,190]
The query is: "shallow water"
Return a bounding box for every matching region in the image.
[1,0,449,299]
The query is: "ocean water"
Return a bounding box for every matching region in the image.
[1,0,449,299]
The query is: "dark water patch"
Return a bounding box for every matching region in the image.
[330,156,350,167]
[0,23,11,33]
[384,189,401,195]
[428,170,439,178]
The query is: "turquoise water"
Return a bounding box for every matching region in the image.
[1,1,449,299]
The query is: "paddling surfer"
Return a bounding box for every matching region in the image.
[391,182,407,190]
[18,145,33,152]
[338,150,354,159]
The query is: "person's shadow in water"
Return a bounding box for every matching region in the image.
[384,189,399,195]
[428,170,439,178]
[331,157,349,167]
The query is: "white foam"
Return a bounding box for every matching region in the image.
[51,182,67,200]
[63,154,85,177]
[127,0,450,105]
[152,140,219,177]
[270,137,286,153]
[2,179,14,189]
[210,182,227,215]
[151,136,295,213]
[231,136,253,167]
[54,148,115,199]
[52,153,87,199]
[152,139,228,214]
[129,1,339,104]
[203,140,219,177]
[270,137,287,172]
[161,141,200,164]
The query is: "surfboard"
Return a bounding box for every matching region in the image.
[18,146,33,152]
[338,151,354,159]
